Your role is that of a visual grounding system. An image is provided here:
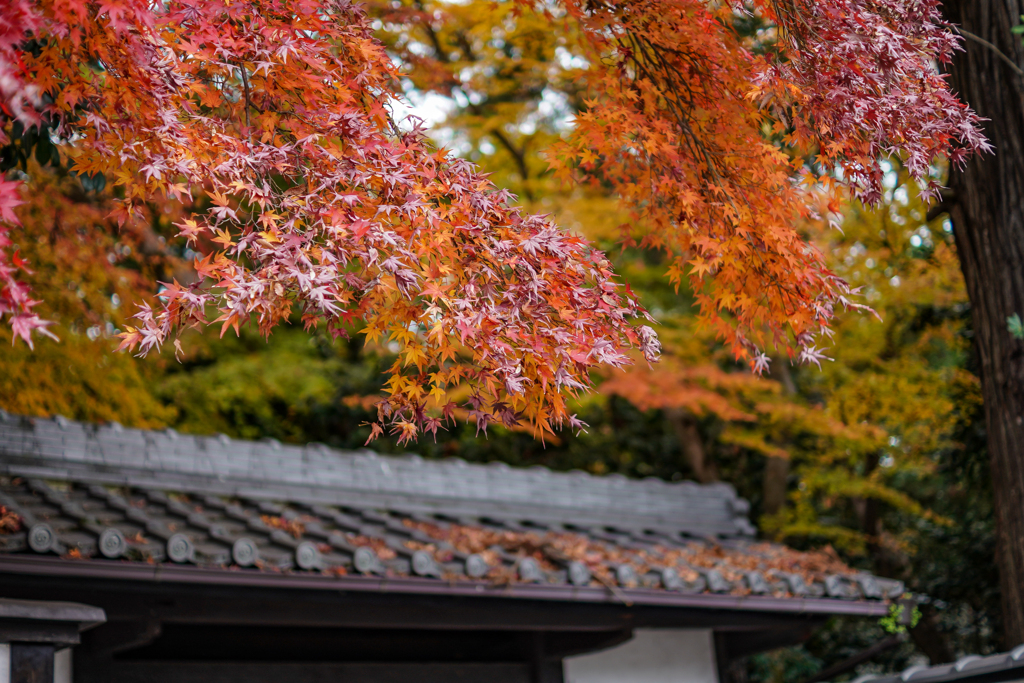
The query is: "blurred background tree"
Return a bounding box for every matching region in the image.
[0,0,1002,676]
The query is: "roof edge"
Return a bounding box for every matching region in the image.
[0,555,891,617]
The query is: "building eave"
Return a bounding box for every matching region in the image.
[0,555,890,616]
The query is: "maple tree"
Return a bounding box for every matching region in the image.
[0,0,1002,657]
[0,162,175,426]
[153,5,981,571]
[1,0,660,448]
[361,12,998,657]
[0,0,987,445]
[371,0,981,549]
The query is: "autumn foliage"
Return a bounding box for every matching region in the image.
[550,0,986,369]
[0,0,986,440]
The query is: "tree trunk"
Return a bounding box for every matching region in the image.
[910,609,956,665]
[763,358,796,517]
[942,0,1024,648]
[667,408,718,483]
[762,456,789,516]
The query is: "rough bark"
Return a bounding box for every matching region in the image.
[942,0,1024,648]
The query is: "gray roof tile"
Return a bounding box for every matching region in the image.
[853,648,1024,683]
[0,413,898,605]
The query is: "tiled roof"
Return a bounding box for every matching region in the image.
[0,412,903,607]
[853,647,1024,683]
[0,411,755,537]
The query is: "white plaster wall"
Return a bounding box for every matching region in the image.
[563,629,718,683]
[54,647,72,683]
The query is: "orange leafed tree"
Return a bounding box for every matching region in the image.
[0,0,986,441]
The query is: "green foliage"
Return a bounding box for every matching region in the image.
[765,164,977,554]
[879,599,922,635]
[158,333,345,442]
[748,646,823,683]
[0,330,173,427]
[751,617,922,683]
[1007,313,1023,340]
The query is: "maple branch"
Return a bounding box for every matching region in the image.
[454,31,477,64]
[769,0,822,50]
[414,15,536,201]
[620,30,729,189]
[239,64,252,136]
[925,190,957,222]
[413,1,450,67]
[488,126,535,202]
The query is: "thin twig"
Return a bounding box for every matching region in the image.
[959,29,1024,78]
[239,65,252,136]
[801,633,906,683]
[592,570,635,606]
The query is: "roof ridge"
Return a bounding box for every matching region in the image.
[0,411,755,538]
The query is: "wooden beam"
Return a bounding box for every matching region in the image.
[79,623,623,663]
[11,644,54,683]
[82,620,161,657]
[0,621,80,647]
[78,662,534,683]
